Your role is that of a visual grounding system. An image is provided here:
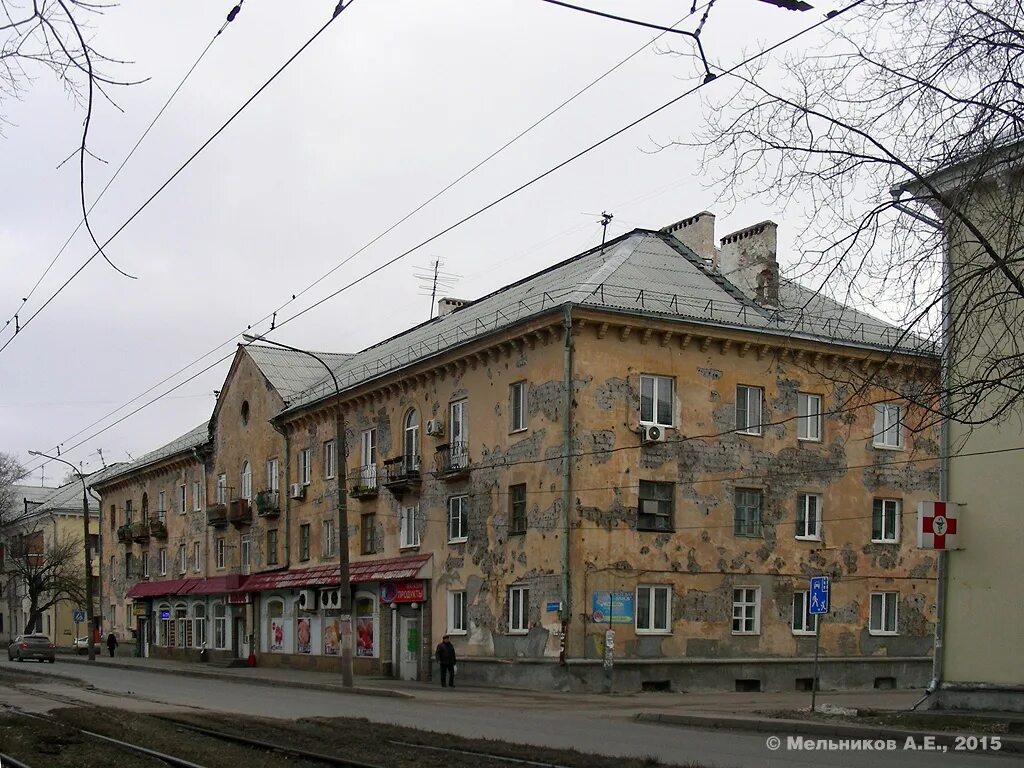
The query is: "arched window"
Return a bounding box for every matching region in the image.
[158,602,171,646]
[404,409,420,470]
[240,462,252,500]
[174,603,188,648]
[212,603,227,649]
[193,604,207,648]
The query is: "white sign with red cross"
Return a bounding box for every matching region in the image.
[917,501,961,550]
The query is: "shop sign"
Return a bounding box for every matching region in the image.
[132,604,148,616]
[380,581,425,604]
[227,592,250,605]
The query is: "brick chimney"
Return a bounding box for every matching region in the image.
[437,297,468,317]
[660,211,717,263]
[716,221,779,306]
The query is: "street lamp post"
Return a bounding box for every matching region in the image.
[27,450,96,661]
[242,334,353,688]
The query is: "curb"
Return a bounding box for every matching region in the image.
[55,656,411,699]
[635,712,1024,754]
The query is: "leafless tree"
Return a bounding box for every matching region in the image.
[0,452,27,528]
[3,525,85,634]
[666,0,1024,438]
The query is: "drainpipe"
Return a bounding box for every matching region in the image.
[560,304,574,663]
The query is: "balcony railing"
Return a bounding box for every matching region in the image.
[348,465,379,499]
[148,517,168,540]
[255,490,280,517]
[382,455,420,496]
[228,498,252,527]
[434,442,470,479]
[205,503,228,527]
[130,522,150,543]
[116,524,131,544]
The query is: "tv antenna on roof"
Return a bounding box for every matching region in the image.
[414,258,461,319]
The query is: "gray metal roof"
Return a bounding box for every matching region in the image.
[10,484,58,509]
[283,231,935,414]
[245,344,352,404]
[90,424,209,487]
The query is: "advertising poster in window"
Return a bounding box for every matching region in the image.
[268,619,292,652]
[323,618,341,656]
[355,599,375,657]
[591,591,634,624]
[296,618,312,654]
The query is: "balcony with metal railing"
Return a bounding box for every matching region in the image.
[348,465,379,500]
[255,490,280,517]
[130,521,150,543]
[382,455,420,496]
[148,517,168,540]
[433,442,471,480]
[228,498,252,528]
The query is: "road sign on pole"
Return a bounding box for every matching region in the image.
[808,576,830,712]
[72,609,86,624]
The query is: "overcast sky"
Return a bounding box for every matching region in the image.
[2,0,845,486]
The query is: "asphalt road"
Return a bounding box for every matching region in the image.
[2,660,1018,768]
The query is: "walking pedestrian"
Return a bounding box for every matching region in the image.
[435,634,456,688]
[106,631,118,658]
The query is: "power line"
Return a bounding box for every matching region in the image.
[0,1,246,345]
[0,0,355,356]
[19,0,866,474]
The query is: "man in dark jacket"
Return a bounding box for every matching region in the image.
[435,634,456,688]
[106,632,118,658]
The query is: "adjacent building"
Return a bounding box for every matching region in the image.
[94,211,940,691]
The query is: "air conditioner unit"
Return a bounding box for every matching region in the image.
[297,589,318,611]
[319,588,340,610]
[425,419,444,437]
[641,424,667,443]
[289,483,305,500]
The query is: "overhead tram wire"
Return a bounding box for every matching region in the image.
[0,0,357,356]
[21,1,867,475]
[0,1,247,345]
[16,2,709,472]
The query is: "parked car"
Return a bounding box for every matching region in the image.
[8,634,56,663]
[73,636,101,655]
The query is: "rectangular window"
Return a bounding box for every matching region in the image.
[870,592,899,634]
[299,448,312,485]
[400,506,420,548]
[266,458,279,492]
[640,374,674,426]
[510,381,527,432]
[792,591,818,634]
[299,523,311,561]
[324,440,336,479]
[638,481,674,531]
[241,535,251,574]
[509,484,527,534]
[736,385,763,435]
[216,474,227,504]
[360,430,377,486]
[448,495,469,543]
[192,481,202,511]
[142,554,150,579]
[734,488,763,537]
[215,538,226,569]
[178,485,186,515]
[796,494,821,540]
[872,498,901,543]
[361,514,376,555]
[448,590,467,634]
[509,585,529,634]
[797,392,822,441]
[158,548,167,576]
[732,587,761,634]
[266,529,278,565]
[193,542,200,573]
[125,499,133,525]
[158,491,167,522]
[177,543,187,574]
[322,519,336,558]
[873,404,903,448]
[636,585,671,633]
[450,399,468,467]
[125,552,134,579]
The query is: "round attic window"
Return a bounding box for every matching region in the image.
[241,400,250,425]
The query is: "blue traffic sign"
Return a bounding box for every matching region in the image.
[809,576,830,615]
[72,609,86,623]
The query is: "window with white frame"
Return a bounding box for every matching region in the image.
[732,587,761,634]
[241,535,251,574]
[400,506,420,548]
[870,591,899,634]
[324,440,336,479]
[509,585,529,634]
[636,585,671,633]
[640,374,674,426]
[299,448,312,485]
[216,473,227,504]
[873,403,903,448]
[177,543,187,574]
[193,604,207,648]
[158,491,166,522]
[213,603,227,649]
[159,548,167,576]
[192,481,202,511]
[240,461,252,500]
[448,495,468,543]
[450,399,468,468]
[736,385,764,435]
[872,498,901,543]
[797,392,822,441]
[734,488,763,537]
[266,458,279,492]
[322,519,335,558]
[178,484,186,515]
[796,494,821,540]
[792,591,818,634]
[215,537,226,569]
[359,430,377,486]
[510,381,527,432]
[638,481,674,531]
[404,410,420,470]
[142,553,150,578]
[448,590,467,634]
[193,541,201,572]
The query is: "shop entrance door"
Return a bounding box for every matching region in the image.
[400,616,418,681]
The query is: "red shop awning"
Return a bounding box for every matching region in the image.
[243,554,431,593]
[126,579,191,599]
[348,553,431,582]
[179,574,248,595]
